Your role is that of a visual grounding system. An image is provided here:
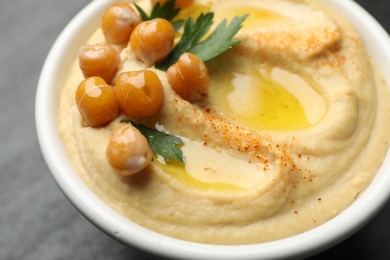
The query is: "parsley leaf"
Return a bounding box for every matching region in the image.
[156,13,248,70]
[189,15,249,62]
[122,120,184,163]
[133,1,248,70]
[134,0,180,22]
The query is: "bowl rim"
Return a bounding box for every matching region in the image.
[35,0,390,259]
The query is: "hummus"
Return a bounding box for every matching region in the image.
[58,0,390,244]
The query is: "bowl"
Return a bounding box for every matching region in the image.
[35,0,390,259]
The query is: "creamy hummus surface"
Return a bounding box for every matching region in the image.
[58,0,390,244]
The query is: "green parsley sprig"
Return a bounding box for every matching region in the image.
[189,14,249,62]
[157,13,248,70]
[134,1,248,70]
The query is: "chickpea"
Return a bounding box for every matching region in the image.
[78,44,120,84]
[101,2,141,45]
[106,124,152,176]
[167,52,210,102]
[115,70,163,119]
[130,18,175,66]
[151,0,194,9]
[75,76,119,127]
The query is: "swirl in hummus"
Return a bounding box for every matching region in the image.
[58,0,390,244]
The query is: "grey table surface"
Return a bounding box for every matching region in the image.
[1,0,389,259]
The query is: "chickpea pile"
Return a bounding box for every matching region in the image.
[75,0,209,176]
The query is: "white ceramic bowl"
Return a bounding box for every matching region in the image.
[35,0,390,259]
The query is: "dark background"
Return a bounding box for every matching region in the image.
[0,0,389,259]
